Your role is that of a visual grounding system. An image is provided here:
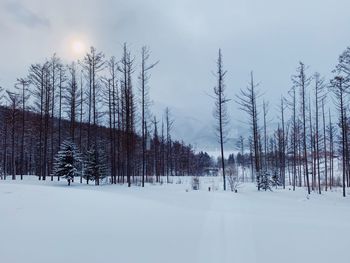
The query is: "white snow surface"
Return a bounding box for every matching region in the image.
[1,176,349,263]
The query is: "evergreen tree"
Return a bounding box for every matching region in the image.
[257,171,273,191]
[83,146,108,185]
[271,169,282,188]
[53,140,82,186]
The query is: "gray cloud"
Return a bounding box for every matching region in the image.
[5,1,50,28]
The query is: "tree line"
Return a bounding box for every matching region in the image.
[214,47,350,197]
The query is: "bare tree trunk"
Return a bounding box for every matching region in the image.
[213,49,229,191]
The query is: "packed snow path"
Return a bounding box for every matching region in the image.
[1,178,349,263]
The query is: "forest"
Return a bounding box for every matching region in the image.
[1,44,350,197]
[0,44,212,187]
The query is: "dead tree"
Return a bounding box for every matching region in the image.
[213,49,230,191]
[292,62,311,194]
[6,90,21,180]
[15,78,30,180]
[49,54,60,181]
[330,76,348,197]
[165,107,174,183]
[65,62,81,142]
[236,72,261,189]
[139,46,158,187]
[313,72,326,194]
[332,47,350,196]
[287,86,298,190]
[119,43,135,187]
[322,98,328,191]
[57,64,66,149]
[328,109,335,189]
[280,97,286,189]
[263,101,269,170]
[81,47,105,148]
[105,57,118,184]
[28,62,51,180]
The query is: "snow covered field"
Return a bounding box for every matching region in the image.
[1,177,349,263]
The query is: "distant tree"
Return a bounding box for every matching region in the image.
[227,164,240,192]
[235,136,245,181]
[227,153,235,166]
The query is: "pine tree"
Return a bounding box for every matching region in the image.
[53,140,82,186]
[257,171,273,191]
[83,146,108,185]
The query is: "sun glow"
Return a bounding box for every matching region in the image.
[71,40,86,56]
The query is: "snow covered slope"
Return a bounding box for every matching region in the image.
[0,178,349,263]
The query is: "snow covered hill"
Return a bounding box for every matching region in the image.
[1,177,349,263]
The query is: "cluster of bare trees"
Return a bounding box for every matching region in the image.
[214,47,350,196]
[0,44,210,186]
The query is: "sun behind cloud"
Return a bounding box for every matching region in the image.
[71,39,86,56]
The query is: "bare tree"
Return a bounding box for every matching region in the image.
[57,64,66,149]
[292,62,311,194]
[81,47,105,148]
[119,43,135,187]
[236,72,260,189]
[213,49,230,191]
[64,62,81,142]
[263,101,269,169]
[280,97,286,189]
[331,47,350,196]
[330,75,348,197]
[139,46,158,187]
[6,90,21,180]
[328,109,335,189]
[287,86,298,190]
[15,78,30,180]
[322,98,328,191]
[313,72,326,194]
[28,62,51,180]
[165,107,174,183]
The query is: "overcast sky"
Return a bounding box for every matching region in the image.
[1,0,350,144]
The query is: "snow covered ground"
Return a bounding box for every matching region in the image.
[1,176,349,263]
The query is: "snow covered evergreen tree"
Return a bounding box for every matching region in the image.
[83,146,108,185]
[271,169,282,188]
[257,170,273,191]
[53,140,82,186]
